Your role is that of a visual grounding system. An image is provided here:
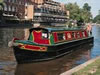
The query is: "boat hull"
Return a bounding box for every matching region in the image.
[13,37,94,64]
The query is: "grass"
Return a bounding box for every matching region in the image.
[72,58,100,75]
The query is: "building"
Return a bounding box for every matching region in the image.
[0,0,4,21]
[3,0,31,19]
[2,0,69,26]
[25,4,34,20]
[31,0,69,26]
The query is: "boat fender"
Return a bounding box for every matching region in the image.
[8,41,19,47]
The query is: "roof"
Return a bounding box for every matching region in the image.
[46,26,85,32]
[30,27,85,33]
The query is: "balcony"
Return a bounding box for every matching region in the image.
[34,7,67,17]
[45,0,60,6]
[33,16,67,23]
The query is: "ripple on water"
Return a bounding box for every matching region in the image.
[0,61,17,75]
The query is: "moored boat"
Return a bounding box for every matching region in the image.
[10,27,94,64]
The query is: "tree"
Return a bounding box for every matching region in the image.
[93,10,100,24]
[65,3,92,24]
[93,15,100,24]
[82,3,92,23]
[65,3,80,21]
[83,3,91,11]
[80,9,92,23]
[99,10,100,15]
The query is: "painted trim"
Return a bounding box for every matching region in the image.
[19,44,47,52]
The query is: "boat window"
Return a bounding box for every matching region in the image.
[77,32,80,38]
[67,33,71,39]
[82,31,85,37]
[42,30,48,39]
[72,32,75,38]
[57,33,64,41]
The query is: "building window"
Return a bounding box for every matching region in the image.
[4,4,7,11]
[12,0,14,3]
[8,0,10,2]
[77,32,80,38]
[8,5,11,11]
[82,31,85,37]
[72,32,75,38]
[12,6,15,12]
[22,1,24,5]
[35,8,41,13]
[19,1,21,4]
[11,6,12,11]
[16,7,18,12]
[14,0,16,2]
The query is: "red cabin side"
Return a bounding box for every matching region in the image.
[84,30,88,37]
[79,32,83,38]
[32,31,50,44]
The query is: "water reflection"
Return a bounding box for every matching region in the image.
[90,26,100,58]
[0,28,24,75]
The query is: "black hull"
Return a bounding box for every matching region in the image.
[13,37,94,64]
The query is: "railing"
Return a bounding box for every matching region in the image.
[45,1,60,6]
[33,16,67,23]
[34,7,67,16]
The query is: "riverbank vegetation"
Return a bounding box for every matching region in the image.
[72,58,100,75]
[65,3,92,26]
[93,10,100,24]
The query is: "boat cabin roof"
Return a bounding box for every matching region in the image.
[29,27,84,33]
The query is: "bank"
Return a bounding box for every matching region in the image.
[60,56,100,75]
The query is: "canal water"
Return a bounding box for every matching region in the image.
[0,25,100,75]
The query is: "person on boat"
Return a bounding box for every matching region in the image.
[86,23,92,36]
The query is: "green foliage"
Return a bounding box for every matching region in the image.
[99,10,100,15]
[93,10,100,24]
[65,3,80,21]
[65,3,92,23]
[72,58,100,75]
[93,15,100,24]
[83,3,91,11]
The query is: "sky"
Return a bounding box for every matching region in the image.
[54,0,100,18]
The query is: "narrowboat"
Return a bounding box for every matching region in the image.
[10,27,93,63]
